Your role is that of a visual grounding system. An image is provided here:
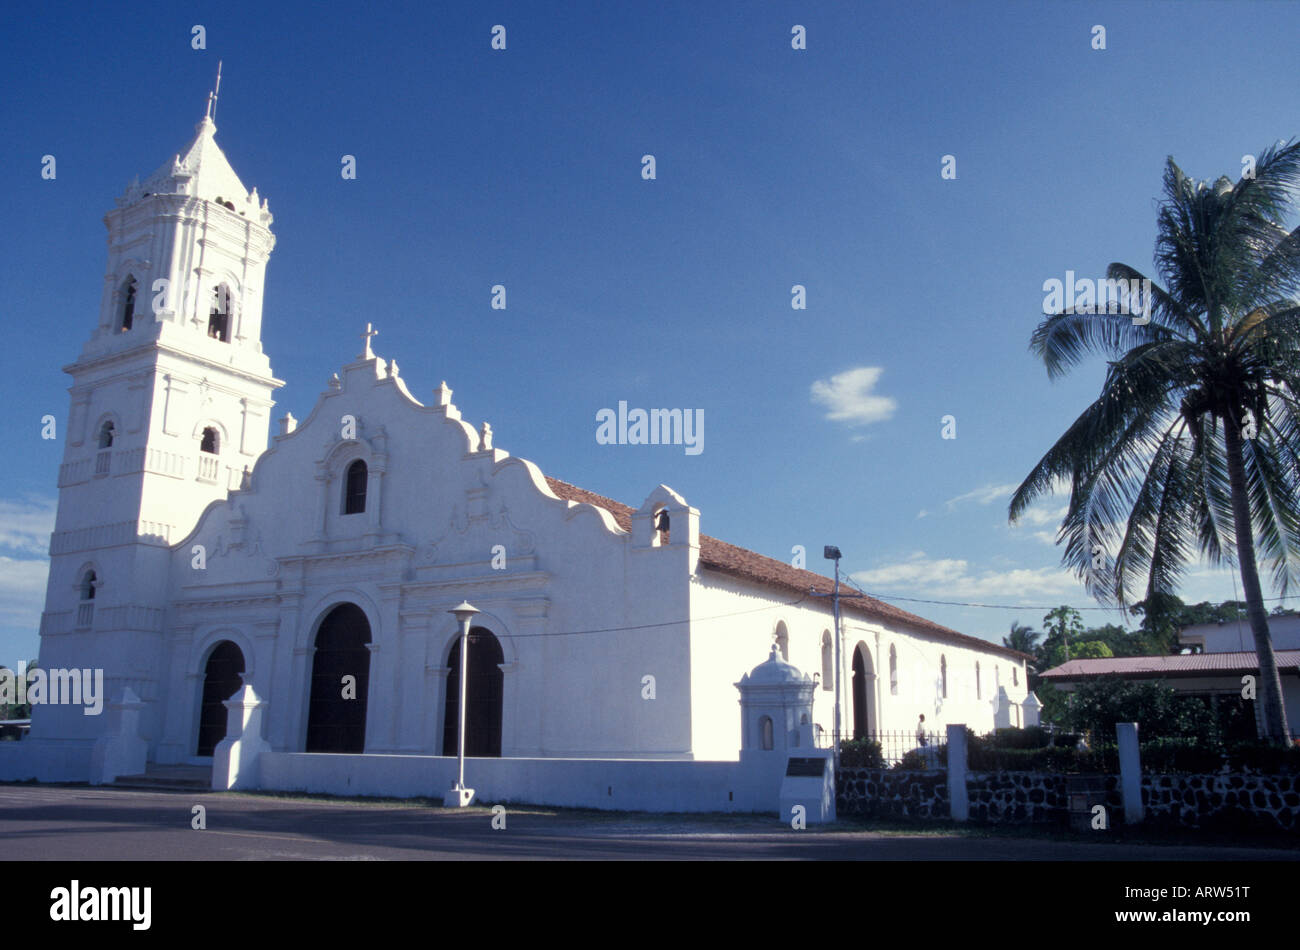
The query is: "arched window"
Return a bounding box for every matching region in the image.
[343,459,367,514]
[208,285,230,342]
[940,655,948,699]
[820,631,833,691]
[196,640,245,756]
[77,569,97,628]
[774,622,789,661]
[200,427,219,454]
[759,715,774,751]
[1013,666,1019,687]
[120,277,137,332]
[889,644,898,696]
[976,661,982,700]
[98,421,115,449]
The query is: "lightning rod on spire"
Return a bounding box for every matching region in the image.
[205,60,223,121]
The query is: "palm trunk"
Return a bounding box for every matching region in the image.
[1223,419,1293,743]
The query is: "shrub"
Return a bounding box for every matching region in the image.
[966,742,1118,774]
[894,744,946,770]
[1139,737,1300,774]
[838,738,884,769]
[986,726,1052,749]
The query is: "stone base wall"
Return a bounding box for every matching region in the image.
[966,772,1115,824]
[1142,773,1299,832]
[838,767,1299,831]
[837,769,948,819]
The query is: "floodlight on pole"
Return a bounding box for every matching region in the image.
[444,600,479,808]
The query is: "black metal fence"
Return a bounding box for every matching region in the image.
[819,730,949,769]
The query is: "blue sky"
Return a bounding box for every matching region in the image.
[1,0,1298,666]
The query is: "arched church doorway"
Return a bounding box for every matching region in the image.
[196,640,245,756]
[305,603,371,753]
[852,643,873,739]
[442,626,504,757]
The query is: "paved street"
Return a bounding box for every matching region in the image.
[1,784,1297,860]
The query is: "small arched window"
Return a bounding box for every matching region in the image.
[1013,666,1019,687]
[774,622,789,661]
[976,661,982,700]
[120,277,137,332]
[208,285,230,342]
[820,631,833,691]
[200,427,219,454]
[940,655,948,699]
[759,715,774,751]
[98,421,115,449]
[889,644,898,696]
[80,570,97,600]
[343,459,367,514]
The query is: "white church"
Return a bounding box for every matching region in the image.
[3,108,1033,811]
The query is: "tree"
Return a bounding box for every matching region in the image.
[1041,605,1084,665]
[1010,141,1300,742]
[1069,640,1114,660]
[1003,621,1041,662]
[1068,679,1216,740]
[0,660,37,721]
[1128,591,1187,654]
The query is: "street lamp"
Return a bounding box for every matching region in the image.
[824,546,843,778]
[444,600,479,808]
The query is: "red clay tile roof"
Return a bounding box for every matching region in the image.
[544,476,1028,661]
[1041,650,1300,680]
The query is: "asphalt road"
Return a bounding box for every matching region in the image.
[1,784,1296,860]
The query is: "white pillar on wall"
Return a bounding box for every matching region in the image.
[946,723,969,821]
[1116,722,1144,825]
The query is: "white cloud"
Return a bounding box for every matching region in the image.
[944,482,1021,511]
[810,367,897,426]
[0,496,56,557]
[850,551,1081,602]
[1018,503,1068,528]
[0,555,50,630]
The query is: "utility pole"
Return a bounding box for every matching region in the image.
[827,547,842,776]
[809,549,875,777]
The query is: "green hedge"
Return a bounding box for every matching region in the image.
[1138,737,1300,774]
[838,738,885,769]
[968,742,1118,774]
[838,728,1300,775]
[966,727,1300,774]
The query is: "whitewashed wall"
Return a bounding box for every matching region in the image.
[687,572,1028,760]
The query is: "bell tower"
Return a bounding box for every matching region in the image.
[33,98,283,757]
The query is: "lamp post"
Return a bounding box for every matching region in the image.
[444,600,479,808]
[824,546,843,777]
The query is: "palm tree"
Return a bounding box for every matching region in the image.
[1003,621,1042,663]
[1010,140,1300,743]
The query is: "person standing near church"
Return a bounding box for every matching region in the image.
[916,714,928,747]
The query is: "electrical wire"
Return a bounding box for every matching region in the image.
[466,591,814,639]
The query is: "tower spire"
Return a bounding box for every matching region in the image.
[205,60,223,122]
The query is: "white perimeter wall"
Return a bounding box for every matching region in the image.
[259,752,760,812]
